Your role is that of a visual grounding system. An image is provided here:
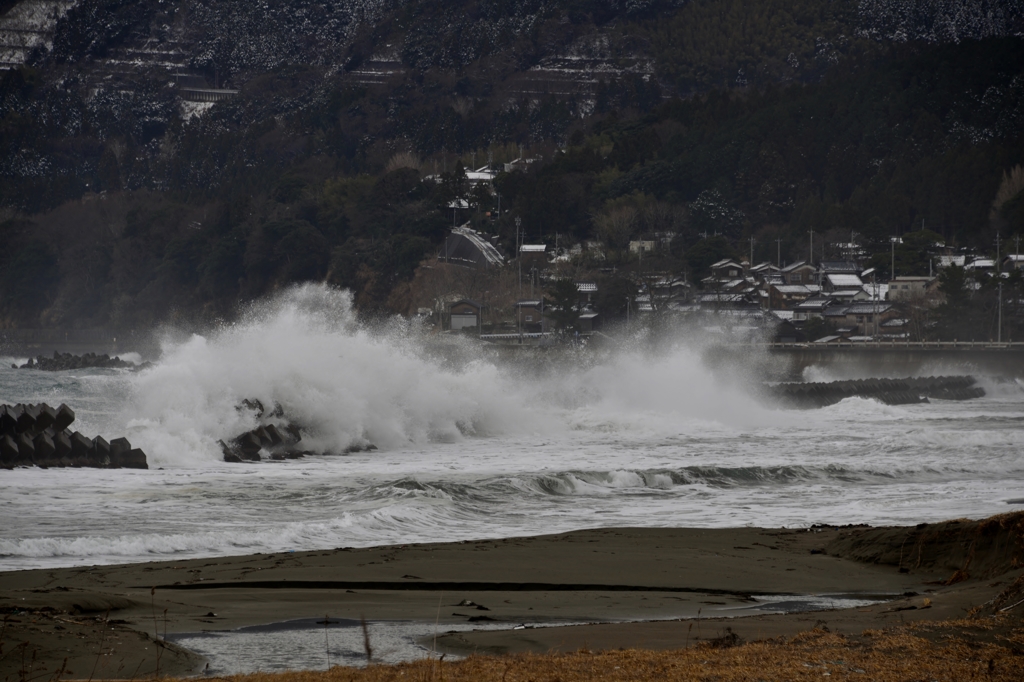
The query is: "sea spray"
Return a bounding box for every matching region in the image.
[121,285,788,467]
[125,285,540,467]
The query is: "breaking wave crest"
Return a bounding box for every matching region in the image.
[124,284,768,467]
[126,285,543,466]
[5,461,1017,568]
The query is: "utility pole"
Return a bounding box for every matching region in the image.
[808,229,814,266]
[638,238,643,278]
[516,216,522,340]
[872,270,878,339]
[996,232,1002,343]
[516,214,524,296]
[776,238,782,268]
[749,236,755,266]
[891,236,896,281]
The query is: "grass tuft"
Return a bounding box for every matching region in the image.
[161,618,1024,681]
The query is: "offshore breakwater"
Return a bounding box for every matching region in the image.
[765,375,985,409]
[705,343,1024,382]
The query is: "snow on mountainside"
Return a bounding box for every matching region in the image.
[2,0,1023,213]
[858,0,1024,43]
[0,0,76,68]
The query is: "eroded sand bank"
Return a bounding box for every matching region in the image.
[2,514,1022,678]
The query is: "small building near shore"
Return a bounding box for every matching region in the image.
[792,296,832,322]
[519,244,548,270]
[516,300,548,333]
[709,259,745,280]
[832,302,896,335]
[1003,255,1024,272]
[449,299,483,330]
[823,273,864,292]
[629,240,656,254]
[887,276,939,301]
[578,310,600,333]
[781,261,817,285]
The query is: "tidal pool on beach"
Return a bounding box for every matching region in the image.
[168,594,891,674]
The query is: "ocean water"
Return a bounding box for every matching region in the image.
[2,284,1023,572]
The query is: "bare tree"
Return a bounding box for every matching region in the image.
[593,206,637,250]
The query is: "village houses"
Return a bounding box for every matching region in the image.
[431,217,1008,344]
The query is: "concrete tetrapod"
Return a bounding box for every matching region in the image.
[0,402,146,470]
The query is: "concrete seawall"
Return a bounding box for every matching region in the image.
[706,344,1024,381]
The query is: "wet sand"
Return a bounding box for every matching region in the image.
[2,517,1021,678]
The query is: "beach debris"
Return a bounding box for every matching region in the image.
[0,402,147,470]
[15,351,151,372]
[765,375,985,409]
[219,398,377,463]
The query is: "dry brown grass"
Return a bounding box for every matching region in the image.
[175,619,1024,682]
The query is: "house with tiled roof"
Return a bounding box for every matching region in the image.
[781,261,817,285]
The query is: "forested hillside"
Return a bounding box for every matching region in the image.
[1,0,1022,330]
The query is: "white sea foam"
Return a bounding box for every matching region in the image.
[123,284,768,468]
[125,285,545,467]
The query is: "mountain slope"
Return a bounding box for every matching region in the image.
[0,0,1022,331]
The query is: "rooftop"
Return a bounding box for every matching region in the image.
[845,302,893,314]
[820,261,860,273]
[773,284,814,294]
[826,273,864,287]
[794,297,831,310]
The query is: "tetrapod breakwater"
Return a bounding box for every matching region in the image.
[0,403,147,469]
[765,375,985,409]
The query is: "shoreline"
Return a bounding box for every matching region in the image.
[2,515,1023,678]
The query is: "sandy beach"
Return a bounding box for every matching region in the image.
[2,514,1023,678]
